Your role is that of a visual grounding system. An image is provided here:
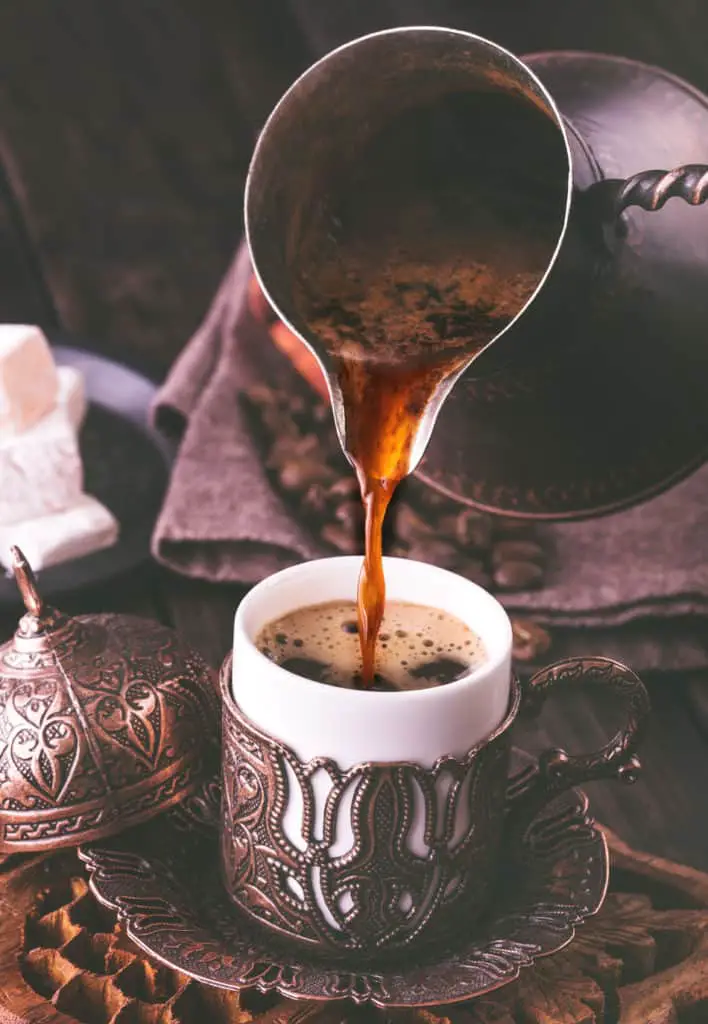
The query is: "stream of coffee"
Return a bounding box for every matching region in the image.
[338,358,469,684]
[304,265,535,685]
[333,309,508,685]
[293,92,565,686]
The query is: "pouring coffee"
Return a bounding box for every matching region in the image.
[245,27,708,686]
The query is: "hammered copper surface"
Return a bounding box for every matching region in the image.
[219,653,649,960]
[0,549,218,852]
[420,51,708,518]
[79,770,608,1008]
[246,33,708,519]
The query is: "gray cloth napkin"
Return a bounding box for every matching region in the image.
[151,248,324,581]
[151,248,708,673]
[504,469,708,628]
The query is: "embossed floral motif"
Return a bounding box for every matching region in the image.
[0,612,218,851]
[220,691,513,957]
[218,654,648,961]
[0,676,80,808]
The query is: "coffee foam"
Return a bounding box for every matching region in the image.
[256,599,486,690]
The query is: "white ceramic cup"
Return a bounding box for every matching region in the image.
[231,555,512,768]
[223,555,648,958]
[224,555,514,955]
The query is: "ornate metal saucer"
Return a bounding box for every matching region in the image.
[79,756,609,1009]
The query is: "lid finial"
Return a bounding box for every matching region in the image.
[10,546,45,618]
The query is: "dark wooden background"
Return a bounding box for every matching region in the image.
[1,1,708,874]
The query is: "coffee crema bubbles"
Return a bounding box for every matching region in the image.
[256,599,486,692]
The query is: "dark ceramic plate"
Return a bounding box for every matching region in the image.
[0,345,173,605]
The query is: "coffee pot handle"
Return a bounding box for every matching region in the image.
[588,165,708,222]
[505,657,651,845]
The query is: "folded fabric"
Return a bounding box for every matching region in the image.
[503,459,708,629]
[151,249,324,582]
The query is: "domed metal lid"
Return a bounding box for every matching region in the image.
[0,547,218,852]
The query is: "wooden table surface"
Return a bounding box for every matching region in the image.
[1,3,708,1020]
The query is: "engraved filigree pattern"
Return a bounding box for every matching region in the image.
[218,653,649,960]
[506,657,650,849]
[220,670,516,958]
[79,765,609,1007]
[0,613,219,852]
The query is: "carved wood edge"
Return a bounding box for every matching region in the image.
[1,826,708,1023]
[599,826,708,1024]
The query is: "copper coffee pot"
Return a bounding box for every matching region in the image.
[245,26,708,520]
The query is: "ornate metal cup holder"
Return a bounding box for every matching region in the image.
[79,752,609,1008]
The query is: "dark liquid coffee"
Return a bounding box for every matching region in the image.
[293,93,566,686]
[256,600,486,691]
